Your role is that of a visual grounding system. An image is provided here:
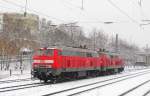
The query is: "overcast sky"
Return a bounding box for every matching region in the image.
[0,0,150,47]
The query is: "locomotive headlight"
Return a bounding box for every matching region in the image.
[33,60,54,63]
[45,60,54,63]
[34,60,40,63]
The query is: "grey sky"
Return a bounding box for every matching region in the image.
[0,0,150,47]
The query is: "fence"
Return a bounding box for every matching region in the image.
[0,54,33,71]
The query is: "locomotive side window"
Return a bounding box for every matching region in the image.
[86,52,92,57]
[92,53,99,57]
[62,50,78,56]
[62,50,86,57]
[62,50,71,56]
[61,49,98,57]
[109,54,118,58]
[78,52,86,57]
[110,55,114,58]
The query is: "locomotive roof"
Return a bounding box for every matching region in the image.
[98,51,120,56]
[40,46,97,53]
[39,46,121,56]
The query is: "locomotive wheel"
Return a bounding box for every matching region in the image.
[74,72,78,79]
[51,76,62,84]
[52,80,56,84]
[44,79,48,83]
[51,79,57,84]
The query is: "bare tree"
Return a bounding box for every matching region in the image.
[88,28,108,50]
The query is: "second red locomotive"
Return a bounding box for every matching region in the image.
[32,46,124,83]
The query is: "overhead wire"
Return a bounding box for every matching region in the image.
[60,0,137,25]
[62,0,83,10]
[59,0,88,18]
[1,0,66,23]
[7,0,84,22]
[107,0,140,25]
[135,0,148,21]
[59,0,111,24]
[134,0,150,26]
[1,0,141,25]
[0,4,18,12]
[0,0,24,12]
[138,0,150,26]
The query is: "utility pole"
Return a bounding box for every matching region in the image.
[115,34,118,53]
[138,0,143,7]
[81,0,84,10]
[93,31,96,51]
[145,44,149,65]
[24,0,27,17]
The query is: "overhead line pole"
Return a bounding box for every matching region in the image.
[24,0,27,17]
[115,34,118,53]
[81,0,84,10]
[24,0,27,16]
[138,0,143,7]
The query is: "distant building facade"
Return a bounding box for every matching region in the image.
[136,52,150,66]
[0,12,39,38]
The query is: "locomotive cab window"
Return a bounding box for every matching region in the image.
[45,49,53,56]
[36,49,53,56]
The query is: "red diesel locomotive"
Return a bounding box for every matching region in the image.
[32,46,124,83]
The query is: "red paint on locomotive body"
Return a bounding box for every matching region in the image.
[33,47,102,70]
[32,46,124,82]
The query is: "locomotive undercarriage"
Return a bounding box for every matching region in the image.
[32,67,124,83]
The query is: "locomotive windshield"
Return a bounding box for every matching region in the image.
[35,49,53,56]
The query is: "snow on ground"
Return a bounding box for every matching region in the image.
[124,66,147,72]
[125,81,150,96]
[0,78,40,89]
[0,66,149,96]
[79,69,150,96]
[0,70,31,81]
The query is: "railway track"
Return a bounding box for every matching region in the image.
[42,70,150,96]
[119,79,150,96]
[0,69,149,94]
[0,78,34,84]
[0,82,47,93]
[0,82,40,90]
[143,90,150,96]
